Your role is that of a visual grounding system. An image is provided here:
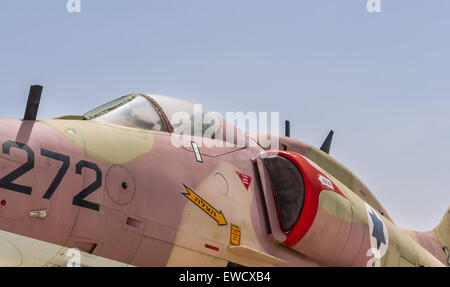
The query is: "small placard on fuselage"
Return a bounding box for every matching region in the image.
[191,141,203,163]
[230,224,241,246]
[318,174,334,190]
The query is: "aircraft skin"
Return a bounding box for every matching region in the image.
[0,91,448,267]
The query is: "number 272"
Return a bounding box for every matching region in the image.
[0,140,102,211]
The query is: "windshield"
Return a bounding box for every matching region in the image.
[83,95,165,131]
[151,95,222,138]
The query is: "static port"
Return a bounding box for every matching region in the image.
[121,182,127,190]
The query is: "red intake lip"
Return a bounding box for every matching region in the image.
[264,150,346,247]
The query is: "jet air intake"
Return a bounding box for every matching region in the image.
[257,151,371,266]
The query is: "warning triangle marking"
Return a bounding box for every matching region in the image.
[236,171,252,190]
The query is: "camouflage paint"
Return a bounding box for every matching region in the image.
[0,94,447,267]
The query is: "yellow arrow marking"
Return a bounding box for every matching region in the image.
[182,185,227,226]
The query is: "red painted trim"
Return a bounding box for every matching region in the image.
[204,244,219,252]
[263,151,346,247]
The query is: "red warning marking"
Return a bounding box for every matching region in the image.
[236,171,252,190]
[204,244,219,251]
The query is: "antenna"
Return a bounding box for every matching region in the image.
[285,120,290,137]
[320,130,334,154]
[23,85,43,121]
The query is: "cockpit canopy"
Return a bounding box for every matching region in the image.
[82,94,223,139]
[84,95,165,131]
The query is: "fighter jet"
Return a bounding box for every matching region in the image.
[0,85,448,267]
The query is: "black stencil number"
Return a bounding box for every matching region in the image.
[72,160,102,211]
[0,140,34,195]
[41,148,70,199]
[0,139,103,212]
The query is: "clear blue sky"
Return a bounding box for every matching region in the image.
[1,1,449,231]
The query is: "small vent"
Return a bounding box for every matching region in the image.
[126,217,142,229]
[75,242,97,254]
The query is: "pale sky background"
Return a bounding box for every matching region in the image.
[0,1,449,231]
